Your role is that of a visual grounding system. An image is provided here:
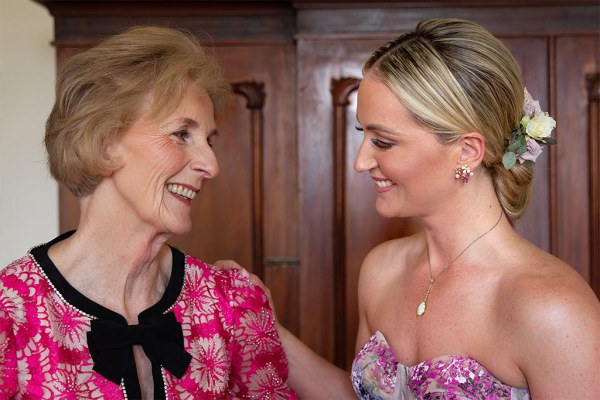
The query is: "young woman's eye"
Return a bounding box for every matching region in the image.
[371,137,393,149]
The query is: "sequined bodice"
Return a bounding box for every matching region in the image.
[351,331,530,400]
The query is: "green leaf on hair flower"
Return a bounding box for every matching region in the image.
[542,137,557,145]
[508,139,521,152]
[516,135,527,154]
[503,152,517,169]
[507,131,523,152]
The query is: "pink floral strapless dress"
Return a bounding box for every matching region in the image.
[351,331,530,400]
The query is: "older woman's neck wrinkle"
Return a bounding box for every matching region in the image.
[49,218,173,320]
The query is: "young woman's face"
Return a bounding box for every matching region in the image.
[354,74,457,219]
[107,85,219,236]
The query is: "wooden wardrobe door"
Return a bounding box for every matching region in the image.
[297,37,425,367]
[554,35,599,281]
[170,44,300,334]
[501,37,551,250]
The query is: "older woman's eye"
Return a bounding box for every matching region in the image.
[173,131,190,141]
[371,137,393,149]
[207,131,218,148]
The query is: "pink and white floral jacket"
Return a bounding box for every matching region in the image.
[0,232,296,399]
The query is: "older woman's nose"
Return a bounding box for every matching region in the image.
[190,146,219,178]
[354,140,377,173]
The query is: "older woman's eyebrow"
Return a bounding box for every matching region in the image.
[161,117,199,131]
[178,117,199,128]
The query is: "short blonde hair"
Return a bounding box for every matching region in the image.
[45,26,231,197]
[364,18,530,223]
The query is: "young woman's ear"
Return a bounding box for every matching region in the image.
[458,132,485,169]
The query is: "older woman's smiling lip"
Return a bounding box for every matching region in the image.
[166,183,199,203]
[372,177,394,193]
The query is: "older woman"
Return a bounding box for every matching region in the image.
[0,27,295,399]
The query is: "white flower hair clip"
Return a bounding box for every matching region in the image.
[503,88,556,170]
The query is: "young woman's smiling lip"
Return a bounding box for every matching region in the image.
[166,182,200,205]
[371,176,395,193]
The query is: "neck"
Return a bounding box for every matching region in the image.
[421,173,508,274]
[415,175,510,317]
[48,197,174,321]
[428,210,503,278]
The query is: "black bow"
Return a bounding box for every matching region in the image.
[87,311,192,384]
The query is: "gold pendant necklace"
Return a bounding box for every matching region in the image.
[416,211,503,317]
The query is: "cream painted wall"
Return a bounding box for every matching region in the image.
[0,0,57,267]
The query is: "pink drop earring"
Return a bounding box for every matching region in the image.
[455,164,474,183]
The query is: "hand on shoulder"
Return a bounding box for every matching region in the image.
[213,259,277,318]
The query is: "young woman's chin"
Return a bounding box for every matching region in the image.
[374,201,400,219]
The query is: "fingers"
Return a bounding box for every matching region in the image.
[212,260,276,315]
[250,275,270,295]
[213,259,242,269]
[213,259,248,277]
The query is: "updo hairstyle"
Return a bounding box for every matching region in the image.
[45,26,231,197]
[363,18,531,224]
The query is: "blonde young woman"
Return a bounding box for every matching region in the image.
[0,27,295,399]
[237,18,600,399]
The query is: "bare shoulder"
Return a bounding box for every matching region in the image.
[497,246,599,324]
[496,244,600,395]
[355,233,423,346]
[359,232,423,285]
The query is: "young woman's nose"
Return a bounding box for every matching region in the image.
[354,139,377,173]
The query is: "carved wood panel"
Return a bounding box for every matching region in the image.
[554,36,599,281]
[209,45,300,334]
[330,76,424,368]
[298,38,383,363]
[587,73,600,298]
[501,37,552,251]
[331,77,360,367]
[169,81,264,279]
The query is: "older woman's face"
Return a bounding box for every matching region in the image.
[107,85,219,236]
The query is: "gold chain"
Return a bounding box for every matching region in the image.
[416,211,503,316]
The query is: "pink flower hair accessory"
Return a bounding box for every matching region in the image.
[502,88,556,170]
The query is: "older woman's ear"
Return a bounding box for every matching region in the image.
[102,138,124,176]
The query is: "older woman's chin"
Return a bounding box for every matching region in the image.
[163,218,193,237]
[174,225,193,237]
